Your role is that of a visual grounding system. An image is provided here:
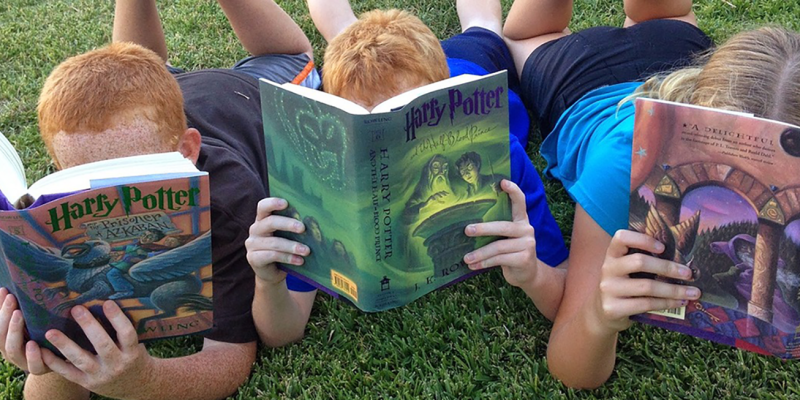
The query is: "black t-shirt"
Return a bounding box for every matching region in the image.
[176,69,269,344]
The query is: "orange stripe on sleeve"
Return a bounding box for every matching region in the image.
[291,60,316,85]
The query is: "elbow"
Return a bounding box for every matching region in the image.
[546,346,612,390]
[258,329,305,348]
[203,340,257,399]
[223,367,255,399]
[550,369,609,390]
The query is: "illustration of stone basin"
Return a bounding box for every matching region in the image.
[412,199,497,275]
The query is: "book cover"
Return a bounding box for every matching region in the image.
[261,72,512,312]
[629,97,800,358]
[0,174,213,352]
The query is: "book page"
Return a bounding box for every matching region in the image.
[260,79,370,115]
[0,131,28,204]
[26,152,198,201]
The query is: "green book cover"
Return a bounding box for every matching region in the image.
[260,71,511,311]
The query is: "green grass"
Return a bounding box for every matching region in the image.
[2,0,800,399]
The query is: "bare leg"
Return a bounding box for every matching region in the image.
[623,0,696,27]
[457,0,503,36]
[504,0,573,40]
[307,0,358,43]
[217,0,313,58]
[503,0,573,78]
[24,373,90,400]
[112,0,168,62]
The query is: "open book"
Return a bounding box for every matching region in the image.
[260,71,512,312]
[0,135,213,352]
[0,133,201,209]
[629,97,800,359]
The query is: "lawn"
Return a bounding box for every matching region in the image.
[2,0,800,399]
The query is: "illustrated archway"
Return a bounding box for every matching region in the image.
[640,161,800,322]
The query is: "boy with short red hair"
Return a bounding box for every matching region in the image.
[247,0,570,320]
[0,1,320,399]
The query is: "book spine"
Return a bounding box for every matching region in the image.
[327,116,368,307]
[358,116,396,311]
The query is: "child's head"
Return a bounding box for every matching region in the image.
[38,42,188,169]
[322,9,449,110]
[640,27,800,126]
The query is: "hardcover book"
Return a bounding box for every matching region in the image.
[0,137,213,352]
[629,97,800,358]
[260,71,512,311]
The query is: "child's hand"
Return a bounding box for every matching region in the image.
[594,230,701,333]
[246,198,310,284]
[0,288,51,375]
[463,180,538,288]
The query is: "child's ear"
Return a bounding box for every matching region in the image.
[177,128,202,164]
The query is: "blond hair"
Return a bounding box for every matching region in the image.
[322,9,449,106]
[634,27,800,126]
[38,42,186,161]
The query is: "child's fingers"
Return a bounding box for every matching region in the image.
[604,297,689,321]
[465,220,532,239]
[4,310,26,368]
[607,229,665,258]
[40,332,85,382]
[500,179,528,223]
[70,306,120,362]
[0,293,17,349]
[249,215,305,237]
[25,341,50,375]
[255,198,289,221]
[245,236,310,256]
[606,278,700,300]
[467,252,527,270]
[614,253,693,281]
[464,238,531,265]
[247,249,304,268]
[103,301,138,352]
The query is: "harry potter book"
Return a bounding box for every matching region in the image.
[0,138,213,352]
[260,71,512,312]
[629,97,800,358]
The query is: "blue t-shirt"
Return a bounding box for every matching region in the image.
[541,82,643,236]
[449,58,569,267]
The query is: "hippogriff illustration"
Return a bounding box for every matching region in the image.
[0,229,212,322]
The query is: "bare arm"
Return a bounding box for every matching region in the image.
[26,340,256,400]
[217,0,313,58]
[463,180,567,320]
[518,260,566,321]
[546,205,700,388]
[18,301,256,400]
[546,206,618,388]
[113,0,313,63]
[130,339,256,400]
[112,0,168,61]
[253,280,316,347]
[306,0,358,42]
[246,198,316,347]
